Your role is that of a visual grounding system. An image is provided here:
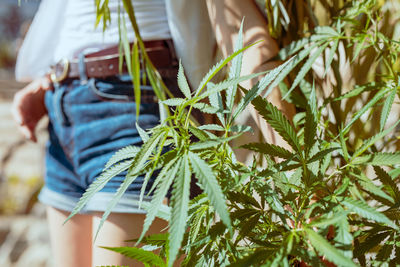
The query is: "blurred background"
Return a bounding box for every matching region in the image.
[0,1,52,266]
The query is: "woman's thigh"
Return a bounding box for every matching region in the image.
[91,212,168,267]
[46,206,93,267]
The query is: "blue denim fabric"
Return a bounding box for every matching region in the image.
[39,76,160,213]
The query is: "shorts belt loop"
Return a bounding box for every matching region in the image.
[78,53,88,84]
[52,86,70,126]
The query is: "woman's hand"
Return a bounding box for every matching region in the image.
[11,76,52,142]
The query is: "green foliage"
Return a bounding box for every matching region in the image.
[101,246,166,267]
[77,0,400,266]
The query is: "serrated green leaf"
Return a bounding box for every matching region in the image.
[278,35,331,60]
[339,127,349,162]
[358,172,395,205]
[145,64,165,102]
[242,142,293,159]
[284,231,295,255]
[351,152,400,166]
[238,214,261,237]
[314,26,339,36]
[278,38,310,60]
[177,60,192,99]
[304,228,357,267]
[147,155,179,199]
[233,58,293,120]
[304,84,317,150]
[228,248,276,267]
[384,208,400,221]
[229,125,253,133]
[335,177,350,196]
[138,171,154,209]
[209,90,225,125]
[365,190,396,207]
[307,147,340,164]
[264,189,286,215]
[189,151,231,229]
[342,198,398,229]
[352,35,367,62]
[308,211,349,228]
[168,154,191,267]
[93,131,164,239]
[141,202,171,222]
[121,0,168,104]
[120,14,132,76]
[307,141,320,177]
[324,39,339,77]
[103,145,140,170]
[139,157,181,243]
[190,135,238,151]
[190,139,221,151]
[353,232,390,258]
[278,1,290,26]
[197,71,265,102]
[188,204,207,244]
[351,120,400,160]
[137,150,177,204]
[284,43,329,99]
[252,95,300,152]
[192,103,221,114]
[162,98,186,106]
[94,168,140,240]
[265,42,321,98]
[66,159,133,222]
[196,41,259,95]
[198,124,225,131]
[188,126,208,141]
[136,122,149,143]
[226,19,244,111]
[320,146,332,174]
[389,167,400,178]
[380,88,396,131]
[333,82,383,101]
[126,232,169,245]
[335,216,353,258]
[374,166,400,203]
[291,247,322,267]
[132,40,141,117]
[376,243,393,262]
[342,88,389,134]
[101,246,166,267]
[227,191,260,208]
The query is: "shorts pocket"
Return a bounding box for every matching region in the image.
[87,78,133,102]
[87,77,155,103]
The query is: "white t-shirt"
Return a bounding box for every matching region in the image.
[16,0,216,88]
[16,0,171,81]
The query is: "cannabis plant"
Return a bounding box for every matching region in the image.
[68,0,400,266]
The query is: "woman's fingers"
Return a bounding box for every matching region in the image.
[18,124,36,142]
[40,76,52,90]
[12,97,37,142]
[11,77,49,142]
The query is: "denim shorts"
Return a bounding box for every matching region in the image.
[38,75,161,214]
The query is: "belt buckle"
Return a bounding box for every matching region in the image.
[50,58,70,83]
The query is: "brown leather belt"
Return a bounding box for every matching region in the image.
[49,39,178,84]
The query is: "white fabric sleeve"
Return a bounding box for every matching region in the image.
[15,0,66,82]
[165,0,216,88]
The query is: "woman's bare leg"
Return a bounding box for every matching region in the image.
[92,212,168,267]
[46,206,93,267]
